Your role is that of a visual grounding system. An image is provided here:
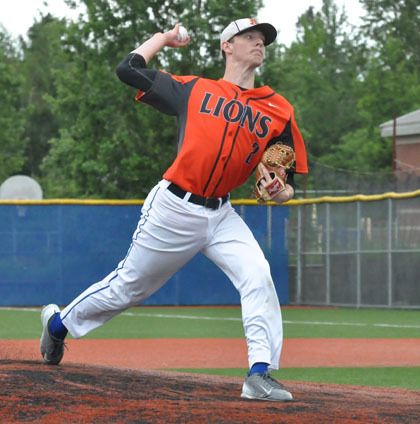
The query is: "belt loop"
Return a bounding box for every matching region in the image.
[183,191,192,204]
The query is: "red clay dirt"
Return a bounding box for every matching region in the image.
[0,360,419,423]
[1,338,420,368]
[1,339,420,423]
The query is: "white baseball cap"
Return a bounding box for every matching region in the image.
[220,18,277,46]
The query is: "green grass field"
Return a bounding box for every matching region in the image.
[1,306,419,390]
[174,367,420,391]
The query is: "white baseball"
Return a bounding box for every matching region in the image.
[176,25,189,42]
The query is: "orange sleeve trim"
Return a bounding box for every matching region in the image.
[135,90,146,101]
[291,114,308,173]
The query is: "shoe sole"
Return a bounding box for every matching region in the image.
[241,392,293,402]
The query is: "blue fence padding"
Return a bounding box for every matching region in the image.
[0,204,289,306]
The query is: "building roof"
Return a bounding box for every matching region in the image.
[379,109,420,137]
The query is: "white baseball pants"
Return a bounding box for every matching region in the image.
[61,179,284,369]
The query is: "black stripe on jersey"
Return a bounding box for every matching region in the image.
[209,92,276,197]
[177,78,200,150]
[203,90,239,196]
[266,119,296,187]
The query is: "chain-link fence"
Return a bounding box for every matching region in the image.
[295,162,420,196]
[2,194,419,308]
[287,191,420,308]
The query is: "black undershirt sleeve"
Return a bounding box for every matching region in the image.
[286,171,295,189]
[116,52,198,116]
[116,53,158,92]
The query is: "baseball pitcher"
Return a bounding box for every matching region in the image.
[40,18,308,401]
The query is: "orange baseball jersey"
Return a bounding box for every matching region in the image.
[136,71,308,197]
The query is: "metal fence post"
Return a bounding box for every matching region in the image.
[356,201,361,307]
[388,198,393,307]
[267,205,272,251]
[326,203,331,305]
[296,206,302,304]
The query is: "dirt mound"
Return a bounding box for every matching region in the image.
[0,360,419,423]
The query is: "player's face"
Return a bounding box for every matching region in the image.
[230,30,266,67]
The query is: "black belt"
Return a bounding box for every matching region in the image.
[167,183,229,210]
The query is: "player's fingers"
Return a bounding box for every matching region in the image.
[257,163,266,183]
[166,23,190,47]
[258,163,272,183]
[176,36,191,46]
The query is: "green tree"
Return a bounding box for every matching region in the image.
[41,0,262,198]
[20,15,68,176]
[263,0,364,161]
[356,0,420,125]
[0,28,26,182]
[332,0,420,174]
[264,0,419,181]
[360,0,420,70]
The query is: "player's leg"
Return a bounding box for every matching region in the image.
[202,205,282,368]
[40,181,207,362]
[201,205,292,401]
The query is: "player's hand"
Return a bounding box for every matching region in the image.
[257,163,293,204]
[163,23,191,48]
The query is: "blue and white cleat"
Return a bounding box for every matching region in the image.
[40,304,65,365]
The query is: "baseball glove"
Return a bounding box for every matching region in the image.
[255,143,296,202]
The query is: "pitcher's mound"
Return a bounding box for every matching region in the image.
[0,360,419,423]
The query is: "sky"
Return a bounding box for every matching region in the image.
[0,0,366,46]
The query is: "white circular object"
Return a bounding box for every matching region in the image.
[176,25,189,42]
[0,175,43,200]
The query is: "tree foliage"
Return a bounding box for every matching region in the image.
[360,0,420,70]
[20,15,68,176]
[263,0,364,160]
[334,0,420,173]
[0,29,26,182]
[41,0,262,197]
[0,0,419,197]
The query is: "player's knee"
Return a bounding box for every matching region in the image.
[238,257,274,294]
[249,257,271,282]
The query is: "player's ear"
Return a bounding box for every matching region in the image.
[221,40,233,57]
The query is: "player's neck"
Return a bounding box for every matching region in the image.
[222,62,256,89]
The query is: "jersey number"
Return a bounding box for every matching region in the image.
[246,142,260,164]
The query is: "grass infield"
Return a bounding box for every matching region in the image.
[172,367,420,391]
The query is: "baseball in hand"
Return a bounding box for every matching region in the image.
[176,25,189,42]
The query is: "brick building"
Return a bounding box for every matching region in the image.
[379,109,420,175]
[380,109,420,247]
